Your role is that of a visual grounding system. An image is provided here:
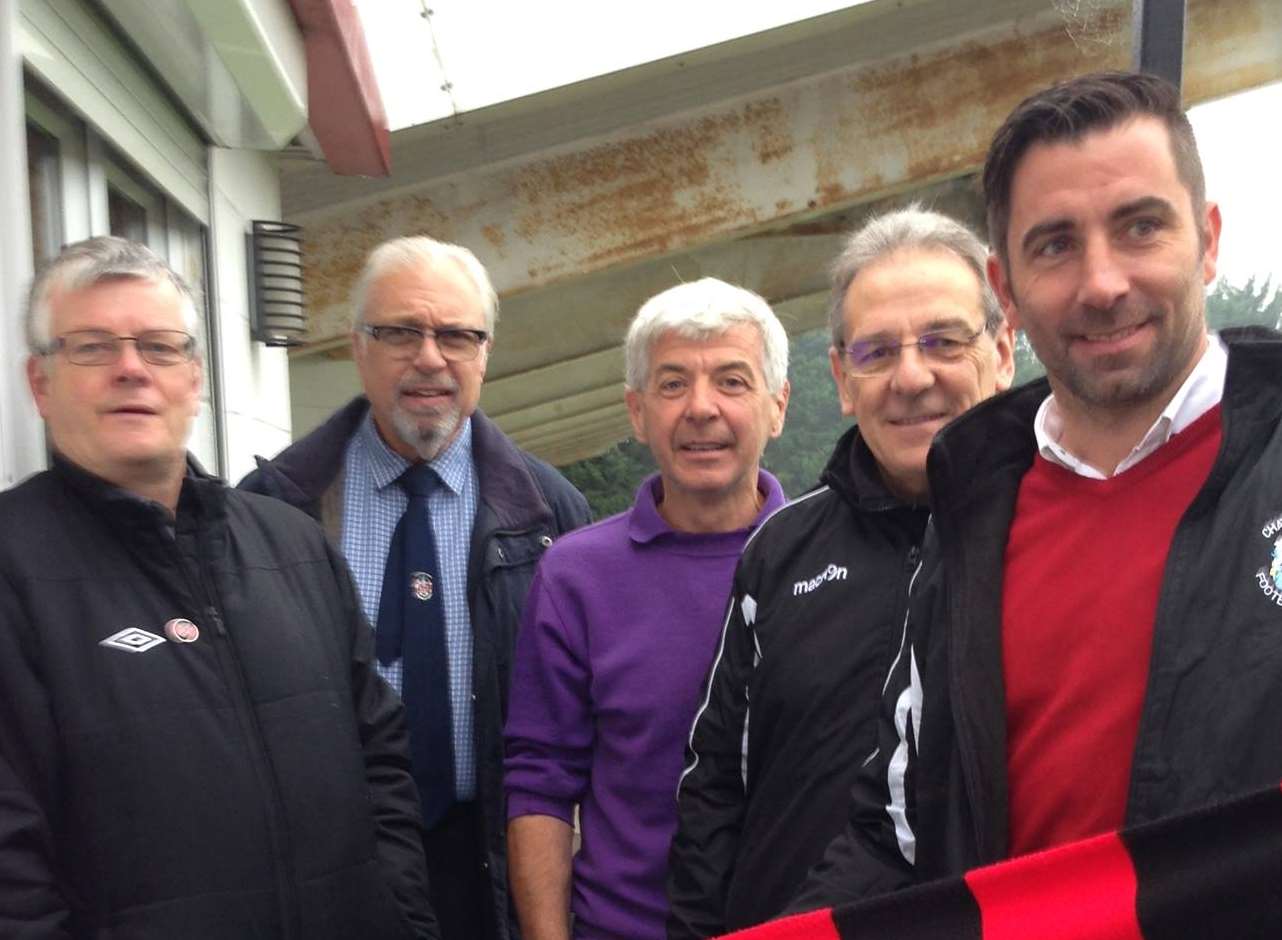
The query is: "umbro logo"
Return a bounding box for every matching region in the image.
[100,627,166,653]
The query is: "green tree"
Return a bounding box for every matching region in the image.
[1205,276,1281,331]
[760,329,850,497]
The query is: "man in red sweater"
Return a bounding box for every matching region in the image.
[794,70,1282,927]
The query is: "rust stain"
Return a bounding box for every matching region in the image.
[507,108,758,277]
[297,0,1279,348]
[744,97,794,164]
[810,5,1130,213]
[1185,0,1279,102]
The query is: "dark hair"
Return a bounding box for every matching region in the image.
[983,71,1205,264]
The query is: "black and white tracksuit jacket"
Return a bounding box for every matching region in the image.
[667,426,928,937]
[796,327,1282,911]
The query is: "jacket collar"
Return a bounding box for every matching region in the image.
[820,424,915,512]
[251,396,370,506]
[255,396,555,531]
[929,327,1282,512]
[52,450,226,532]
[470,408,554,531]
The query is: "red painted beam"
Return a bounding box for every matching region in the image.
[288,0,390,177]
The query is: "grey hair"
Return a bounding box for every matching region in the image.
[827,203,1003,347]
[624,277,789,395]
[25,236,202,354]
[350,235,499,334]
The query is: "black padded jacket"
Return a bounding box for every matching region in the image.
[797,328,1282,911]
[0,454,437,939]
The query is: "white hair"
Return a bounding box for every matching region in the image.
[624,277,789,394]
[25,236,201,354]
[350,235,499,333]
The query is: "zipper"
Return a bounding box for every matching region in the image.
[183,535,301,939]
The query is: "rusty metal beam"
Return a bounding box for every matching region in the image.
[285,0,1281,465]
[289,0,1279,352]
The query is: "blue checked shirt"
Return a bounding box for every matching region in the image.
[340,413,478,799]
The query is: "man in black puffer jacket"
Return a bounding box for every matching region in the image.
[0,236,437,939]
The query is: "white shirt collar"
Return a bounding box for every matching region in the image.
[1033,333,1228,479]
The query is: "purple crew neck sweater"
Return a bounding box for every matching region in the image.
[505,471,786,939]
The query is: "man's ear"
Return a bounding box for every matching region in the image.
[1200,201,1222,285]
[991,322,1017,393]
[828,346,857,418]
[26,355,51,419]
[768,379,790,438]
[987,253,1021,333]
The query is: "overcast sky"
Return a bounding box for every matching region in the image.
[1189,81,1281,291]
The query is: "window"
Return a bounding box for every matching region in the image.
[23,76,223,475]
[26,122,63,269]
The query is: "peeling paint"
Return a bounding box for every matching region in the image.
[295,0,1279,346]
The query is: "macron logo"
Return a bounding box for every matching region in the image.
[793,563,848,596]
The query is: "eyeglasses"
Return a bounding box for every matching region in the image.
[360,324,489,362]
[43,330,197,366]
[841,326,986,377]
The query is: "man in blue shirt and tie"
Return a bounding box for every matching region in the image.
[242,236,591,940]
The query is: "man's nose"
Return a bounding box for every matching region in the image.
[411,332,449,372]
[110,340,151,382]
[685,378,720,420]
[887,344,936,396]
[1077,235,1129,312]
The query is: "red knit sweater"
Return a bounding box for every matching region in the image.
[1002,406,1222,856]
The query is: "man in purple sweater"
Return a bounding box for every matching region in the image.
[504,278,791,939]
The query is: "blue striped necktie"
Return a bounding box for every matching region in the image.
[376,461,455,828]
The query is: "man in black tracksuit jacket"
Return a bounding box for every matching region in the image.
[0,236,436,939]
[667,206,1015,937]
[667,426,928,934]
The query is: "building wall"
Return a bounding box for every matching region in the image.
[2,0,294,486]
[0,1,40,489]
[209,148,292,482]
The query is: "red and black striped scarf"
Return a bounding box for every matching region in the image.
[721,783,1282,939]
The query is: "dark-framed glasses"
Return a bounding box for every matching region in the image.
[360,324,489,362]
[842,326,986,377]
[44,329,197,366]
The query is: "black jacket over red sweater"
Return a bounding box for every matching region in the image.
[0,456,436,939]
[798,328,1282,914]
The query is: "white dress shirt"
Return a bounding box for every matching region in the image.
[1033,333,1228,479]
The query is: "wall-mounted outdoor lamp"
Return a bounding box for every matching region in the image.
[248,220,306,346]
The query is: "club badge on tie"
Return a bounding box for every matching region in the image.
[409,571,434,602]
